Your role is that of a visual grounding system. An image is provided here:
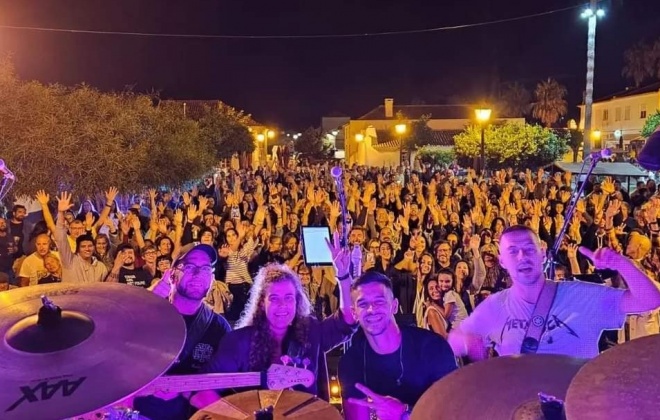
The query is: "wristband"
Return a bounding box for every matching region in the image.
[337,273,351,282]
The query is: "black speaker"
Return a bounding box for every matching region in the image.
[638,128,660,171]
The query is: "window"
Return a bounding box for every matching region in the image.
[641,104,647,119]
[624,106,631,120]
[603,109,609,121]
[615,108,621,122]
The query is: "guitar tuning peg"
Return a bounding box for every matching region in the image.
[303,358,311,369]
[280,355,292,366]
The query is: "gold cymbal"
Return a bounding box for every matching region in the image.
[565,334,660,420]
[412,354,587,420]
[191,390,342,420]
[0,282,186,420]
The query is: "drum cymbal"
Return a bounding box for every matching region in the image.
[0,282,186,420]
[191,390,342,420]
[565,334,660,420]
[411,355,587,420]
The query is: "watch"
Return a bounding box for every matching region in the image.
[337,273,351,282]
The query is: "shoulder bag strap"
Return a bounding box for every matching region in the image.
[521,281,559,354]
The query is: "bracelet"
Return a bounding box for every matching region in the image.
[105,203,112,208]
[337,273,351,282]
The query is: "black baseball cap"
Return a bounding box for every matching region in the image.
[174,243,217,266]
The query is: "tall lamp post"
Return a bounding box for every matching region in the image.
[581,1,606,158]
[395,123,407,166]
[256,129,275,166]
[475,108,492,175]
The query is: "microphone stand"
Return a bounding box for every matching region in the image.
[546,155,602,280]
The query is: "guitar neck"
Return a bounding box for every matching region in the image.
[142,372,263,394]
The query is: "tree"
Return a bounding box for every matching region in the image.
[642,110,660,138]
[405,115,435,151]
[0,56,217,197]
[199,107,255,161]
[498,82,532,117]
[532,78,568,128]
[453,122,567,170]
[294,127,331,159]
[622,40,660,87]
[416,146,455,168]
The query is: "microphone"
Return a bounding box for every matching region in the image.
[0,159,15,180]
[330,165,343,179]
[638,128,660,171]
[587,148,612,160]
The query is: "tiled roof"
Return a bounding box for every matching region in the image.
[371,129,461,151]
[594,81,660,102]
[358,104,477,120]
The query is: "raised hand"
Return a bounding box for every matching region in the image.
[57,191,74,213]
[567,243,579,260]
[578,246,625,270]
[105,187,119,204]
[35,190,50,206]
[325,231,351,278]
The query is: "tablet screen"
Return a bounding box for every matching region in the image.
[301,226,333,266]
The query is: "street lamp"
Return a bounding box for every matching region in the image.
[581,0,605,157]
[395,124,407,166]
[475,108,492,175]
[592,129,602,150]
[355,133,364,142]
[614,129,623,149]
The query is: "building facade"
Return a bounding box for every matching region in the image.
[345,98,524,167]
[578,82,660,149]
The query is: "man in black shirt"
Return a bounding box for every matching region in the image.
[9,204,27,258]
[131,243,232,420]
[106,243,153,288]
[339,272,457,420]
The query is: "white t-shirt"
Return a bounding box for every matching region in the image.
[443,290,468,328]
[458,281,626,359]
[18,251,61,286]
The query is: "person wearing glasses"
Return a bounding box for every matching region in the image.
[131,243,232,420]
[448,225,660,361]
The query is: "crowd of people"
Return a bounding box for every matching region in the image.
[1,157,660,418]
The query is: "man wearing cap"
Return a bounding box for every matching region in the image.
[130,243,232,420]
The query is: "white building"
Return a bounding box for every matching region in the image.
[578,82,660,149]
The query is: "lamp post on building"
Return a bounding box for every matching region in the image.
[256,129,275,166]
[395,123,407,166]
[355,133,365,165]
[614,129,623,149]
[592,129,602,150]
[475,108,492,175]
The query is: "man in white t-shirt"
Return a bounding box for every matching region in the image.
[449,225,660,360]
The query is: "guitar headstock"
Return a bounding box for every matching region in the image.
[266,364,315,389]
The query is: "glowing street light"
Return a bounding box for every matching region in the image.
[395,124,407,134]
[474,108,492,174]
[355,133,364,142]
[257,134,265,142]
[267,130,275,139]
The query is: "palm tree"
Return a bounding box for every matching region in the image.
[622,40,658,87]
[498,82,532,117]
[532,78,568,128]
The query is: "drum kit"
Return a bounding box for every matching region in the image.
[1,282,658,420]
[412,336,660,420]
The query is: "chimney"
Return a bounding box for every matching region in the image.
[384,98,394,118]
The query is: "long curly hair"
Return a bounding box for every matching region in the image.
[237,263,313,371]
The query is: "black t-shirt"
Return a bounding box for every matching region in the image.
[0,235,13,272]
[118,267,153,288]
[339,326,457,407]
[9,221,25,258]
[134,306,232,420]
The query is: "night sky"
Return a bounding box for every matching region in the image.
[1,0,659,129]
